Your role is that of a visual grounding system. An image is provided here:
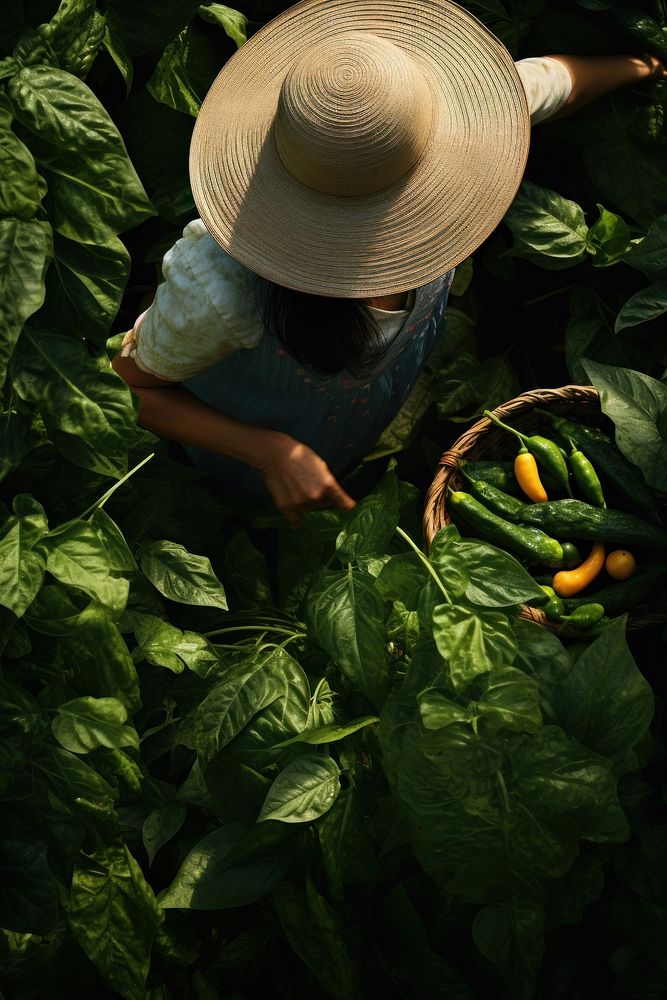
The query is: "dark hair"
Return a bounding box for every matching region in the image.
[255,277,389,378]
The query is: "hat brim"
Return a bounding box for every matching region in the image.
[190,0,530,297]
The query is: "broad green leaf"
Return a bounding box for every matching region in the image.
[504,180,588,261]
[272,880,362,999]
[147,23,220,118]
[142,805,186,866]
[426,526,470,599]
[473,900,545,1000]
[0,120,41,218]
[124,609,219,676]
[38,520,128,617]
[335,464,399,563]
[586,203,630,267]
[24,583,90,635]
[139,540,227,610]
[432,603,517,690]
[615,282,667,332]
[69,842,163,999]
[259,754,341,823]
[624,214,667,278]
[90,508,137,574]
[59,603,140,712]
[11,26,58,68]
[44,233,130,342]
[276,715,379,747]
[0,839,59,935]
[581,359,667,491]
[434,351,520,422]
[159,822,290,909]
[45,0,106,78]
[375,552,425,610]
[52,696,139,754]
[103,8,133,92]
[0,407,28,481]
[454,539,544,608]
[199,3,247,48]
[316,789,383,901]
[0,504,48,616]
[418,691,471,729]
[195,646,309,768]
[550,617,653,759]
[0,217,51,382]
[12,327,137,479]
[478,666,542,733]
[306,566,390,707]
[9,66,153,241]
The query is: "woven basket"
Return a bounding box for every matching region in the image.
[423,384,665,632]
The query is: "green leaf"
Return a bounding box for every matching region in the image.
[195,646,309,768]
[33,743,116,809]
[126,611,219,677]
[581,359,667,491]
[504,180,588,261]
[0,839,59,935]
[624,214,667,278]
[142,804,186,866]
[0,407,28,481]
[586,203,631,267]
[90,508,137,574]
[316,789,382,901]
[375,552,425,610]
[478,666,542,734]
[147,22,220,118]
[615,281,667,332]
[259,754,341,823]
[431,603,517,690]
[9,66,153,241]
[46,0,106,78]
[455,537,544,608]
[276,715,379,747]
[564,287,627,384]
[103,9,133,93]
[418,691,471,729]
[306,566,390,707]
[0,504,48,616]
[12,327,137,479]
[199,3,247,48]
[24,583,90,636]
[159,822,290,909]
[52,696,139,754]
[0,120,42,218]
[69,842,163,1000]
[0,216,51,383]
[426,526,470,599]
[335,464,399,563]
[38,520,128,618]
[473,900,545,1000]
[44,233,130,342]
[59,603,140,712]
[138,540,227,610]
[104,0,202,57]
[551,617,653,759]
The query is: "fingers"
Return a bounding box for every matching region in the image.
[120,329,137,357]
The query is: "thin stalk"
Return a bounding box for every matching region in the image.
[80,452,155,519]
[204,624,305,640]
[395,525,451,605]
[483,410,526,445]
[521,284,576,309]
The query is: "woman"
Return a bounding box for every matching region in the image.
[113,0,665,527]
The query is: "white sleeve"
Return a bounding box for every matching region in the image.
[515,56,573,125]
[133,219,263,381]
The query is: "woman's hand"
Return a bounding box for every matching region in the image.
[259,434,356,528]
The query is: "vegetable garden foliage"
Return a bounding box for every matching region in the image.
[1,0,667,998]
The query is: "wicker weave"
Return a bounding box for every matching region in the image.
[423,385,665,633]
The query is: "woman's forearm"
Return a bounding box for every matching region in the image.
[549,53,666,119]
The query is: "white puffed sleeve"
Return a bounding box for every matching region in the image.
[515,56,573,125]
[132,219,263,381]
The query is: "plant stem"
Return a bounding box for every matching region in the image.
[483,410,526,445]
[80,452,155,519]
[204,624,305,640]
[395,525,451,605]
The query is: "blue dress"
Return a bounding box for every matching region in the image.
[182,270,454,496]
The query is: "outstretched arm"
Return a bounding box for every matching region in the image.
[112,352,356,527]
[548,52,667,119]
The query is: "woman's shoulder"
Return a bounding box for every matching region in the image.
[164,219,257,296]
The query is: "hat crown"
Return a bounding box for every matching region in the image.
[274,32,433,196]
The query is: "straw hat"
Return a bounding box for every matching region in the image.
[189,0,529,298]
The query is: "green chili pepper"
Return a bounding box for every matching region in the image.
[448,491,564,566]
[559,603,606,629]
[483,410,571,495]
[609,6,667,60]
[567,438,606,508]
[459,471,526,522]
[539,584,565,621]
[560,542,581,568]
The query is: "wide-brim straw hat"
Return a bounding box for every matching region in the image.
[190,0,530,298]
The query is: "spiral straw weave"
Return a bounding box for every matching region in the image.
[423,385,667,632]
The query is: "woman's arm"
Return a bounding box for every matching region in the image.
[112,353,356,526]
[548,52,667,119]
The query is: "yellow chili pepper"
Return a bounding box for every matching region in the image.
[514,446,548,503]
[552,542,606,598]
